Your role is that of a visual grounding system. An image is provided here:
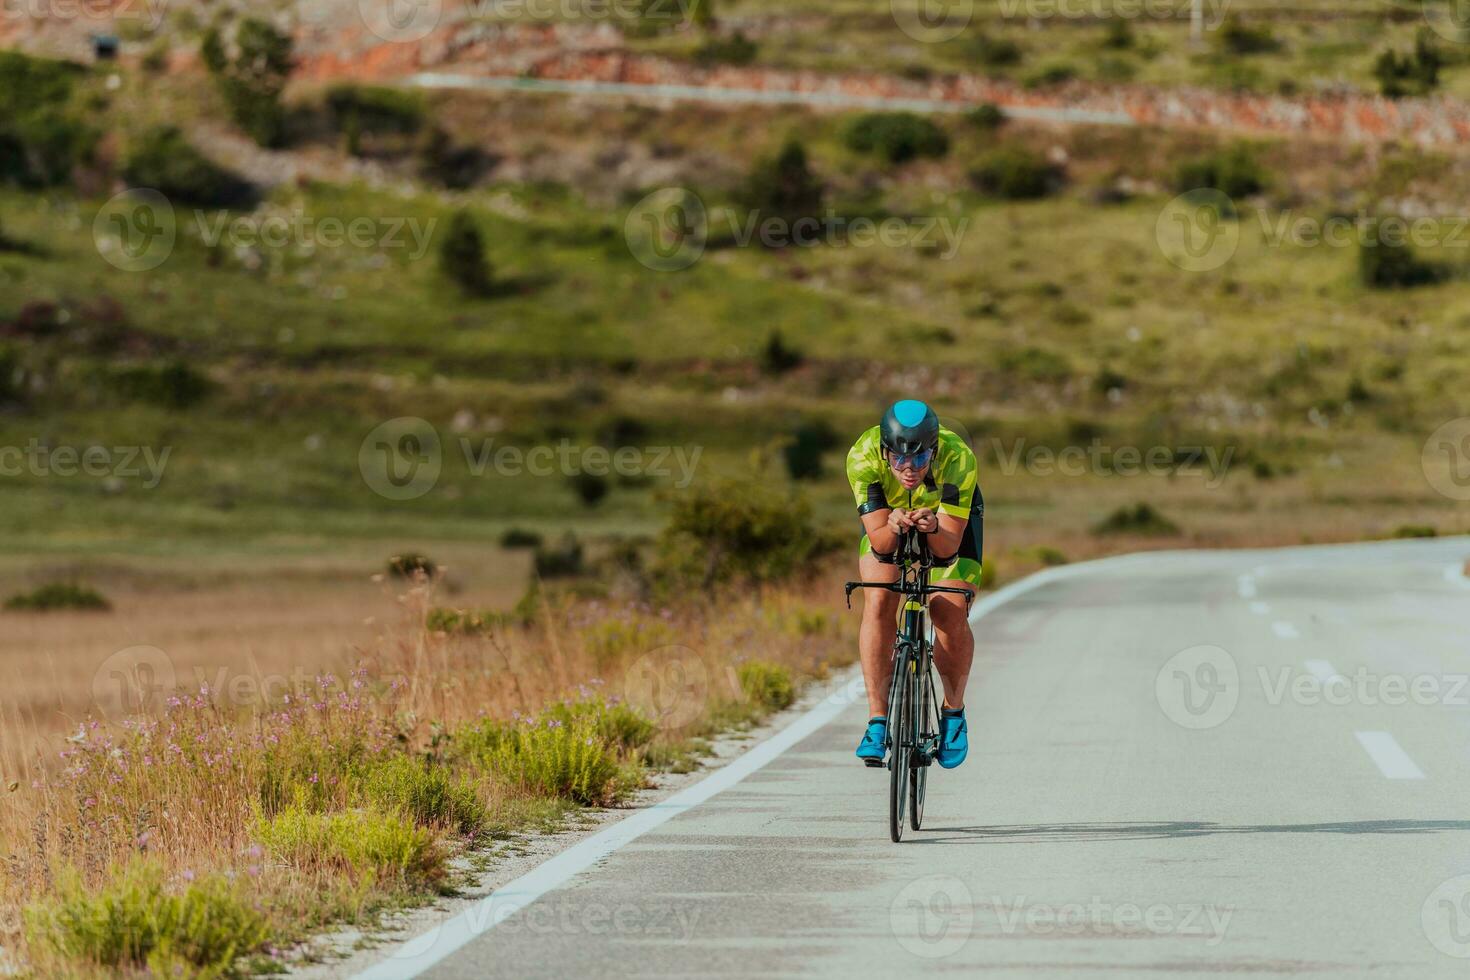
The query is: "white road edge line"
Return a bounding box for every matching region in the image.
[1272,621,1299,639]
[350,556,1089,979]
[1355,731,1426,780]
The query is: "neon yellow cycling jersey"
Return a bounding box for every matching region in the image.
[845,425,978,518]
[845,425,984,587]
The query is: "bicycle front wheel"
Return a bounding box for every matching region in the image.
[888,652,911,843]
[911,663,936,830]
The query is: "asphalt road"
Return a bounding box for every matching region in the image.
[365,537,1470,979]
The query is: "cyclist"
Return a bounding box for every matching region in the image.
[846,399,983,770]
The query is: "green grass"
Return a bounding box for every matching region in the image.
[3,581,111,611]
[24,859,270,978]
[253,805,447,889]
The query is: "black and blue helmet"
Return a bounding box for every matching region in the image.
[880,399,939,456]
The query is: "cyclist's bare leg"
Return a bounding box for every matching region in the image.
[858,552,900,717]
[928,582,976,711]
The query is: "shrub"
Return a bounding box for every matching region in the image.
[967,103,1006,130]
[5,582,111,611]
[1101,19,1133,50]
[693,30,757,66]
[968,33,1023,68]
[1359,221,1438,288]
[783,417,840,481]
[355,755,485,833]
[761,329,803,374]
[970,146,1059,199]
[1374,29,1441,98]
[460,716,630,805]
[110,359,212,410]
[539,696,657,753]
[325,84,425,147]
[24,860,269,975]
[569,471,610,508]
[843,112,949,164]
[122,126,254,207]
[534,535,585,578]
[1173,143,1266,198]
[200,18,293,147]
[387,552,437,579]
[416,126,490,189]
[654,479,824,587]
[580,616,676,665]
[1024,62,1077,89]
[1092,502,1180,536]
[1215,14,1279,55]
[439,209,493,297]
[742,139,823,229]
[0,52,95,188]
[254,805,445,887]
[1392,524,1437,539]
[500,528,544,549]
[738,661,795,711]
[999,345,1072,382]
[1034,546,1068,566]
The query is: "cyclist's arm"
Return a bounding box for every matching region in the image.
[860,507,906,555]
[926,511,969,560]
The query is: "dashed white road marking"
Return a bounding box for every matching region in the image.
[1237,575,1257,599]
[1249,601,1271,616]
[1355,731,1426,780]
[1272,621,1299,639]
[1304,660,1344,685]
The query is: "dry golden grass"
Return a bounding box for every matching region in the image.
[0,564,857,977]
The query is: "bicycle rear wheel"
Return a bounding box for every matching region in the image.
[888,653,911,843]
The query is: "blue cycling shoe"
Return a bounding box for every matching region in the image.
[855,716,888,767]
[936,708,968,769]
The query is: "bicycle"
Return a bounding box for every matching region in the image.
[846,530,975,842]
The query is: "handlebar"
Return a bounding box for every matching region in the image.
[843,530,975,610]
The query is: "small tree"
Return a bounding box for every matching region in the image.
[743,139,823,230]
[201,18,293,147]
[1374,29,1441,99]
[439,210,492,297]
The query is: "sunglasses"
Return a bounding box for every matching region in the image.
[888,447,933,469]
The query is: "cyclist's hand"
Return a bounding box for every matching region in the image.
[911,507,938,534]
[886,509,911,536]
